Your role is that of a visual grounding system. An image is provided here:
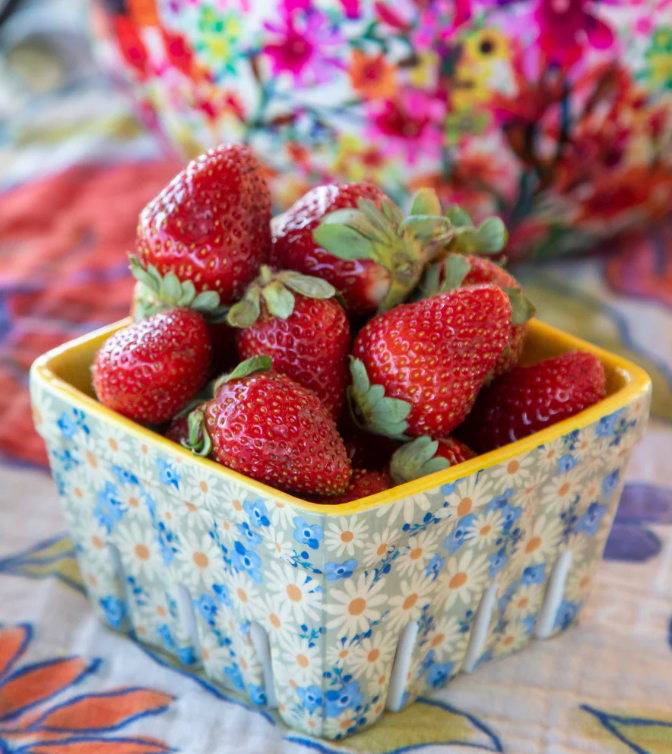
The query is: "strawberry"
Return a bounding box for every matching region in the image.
[131,143,271,320]
[340,418,400,472]
[389,436,476,485]
[229,266,350,418]
[93,308,212,425]
[187,356,351,495]
[308,469,389,504]
[430,253,536,379]
[456,351,607,453]
[272,184,470,316]
[351,286,512,438]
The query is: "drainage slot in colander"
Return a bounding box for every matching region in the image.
[386,620,419,713]
[463,581,499,673]
[536,550,573,639]
[250,622,277,709]
[175,583,202,663]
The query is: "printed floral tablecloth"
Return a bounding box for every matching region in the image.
[2,15,672,754]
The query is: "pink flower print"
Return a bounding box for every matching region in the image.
[264,10,345,85]
[366,89,446,164]
[410,0,472,49]
[339,0,362,18]
[535,0,618,68]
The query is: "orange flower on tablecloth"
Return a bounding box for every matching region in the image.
[348,50,397,101]
[0,624,175,753]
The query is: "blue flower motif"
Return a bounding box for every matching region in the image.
[488,547,508,578]
[498,503,522,531]
[427,659,454,687]
[576,502,608,537]
[520,563,546,585]
[474,648,493,670]
[157,458,180,489]
[112,465,139,487]
[425,554,446,581]
[596,410,624,438]
[224,664,245,691]
[194,594,218,625]
[176,645,197,665]
[557,454,579,474]
[248,684,267,706]
[325,680,364,718]
[156,522,179,566]
[99,596,125,629]
[325,559,358,581]
[57,411,78,439]
[497,581,517,613]
[554,599,581,631]
[237,522,263,550]
[231,541,263,583]
[293,517,323,551]
[441,482,457,497]
[297,685,323,713]
[54,471,67,497]
[157,624,176,649]
[243,499,270,528]
[486,488,514,514]
[443,513,476,554]
[52,448,79,472]
[140,490,156,518]
[94,482,124,533]
[213,583,233,608]
[522,615,537,635]
[602,470,620,499]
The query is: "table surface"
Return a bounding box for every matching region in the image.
[1,15,672,754]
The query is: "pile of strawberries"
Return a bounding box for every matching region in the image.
[92,144,608,504]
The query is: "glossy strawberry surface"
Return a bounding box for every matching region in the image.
[93,309,211,425]
[457,351,607,452]
[271,183,391,316]
[137,144,271,304]
[309,469,389,504]
[354,286,512,437]
[236,295,350,419]
[204,371,351,495]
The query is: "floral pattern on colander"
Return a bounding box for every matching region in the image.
[31,374,650,740]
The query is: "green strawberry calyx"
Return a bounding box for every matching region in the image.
[130,256,229,323]
[389,436,452,485]
[442,205,509,257]
[227,266,337,328]
[184,356,273,457]
[313,189,453,312]
[348,357,412,440]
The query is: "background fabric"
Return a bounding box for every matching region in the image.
[1,3,672,752]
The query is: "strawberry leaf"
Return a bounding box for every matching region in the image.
[161,272,182,303]
[445,205,474,228]
[410,188,442,217]
[227,295,261,328]
[222,355,272,383]
[280,272,336,299]
[503,286,537,325]
[177,279,197,307]
[475,217,508,254]
[129,256,161,295]
[380,197,405,225]
[390,436,451,484]
[192,290,221,311]
[398,215,448,242]
[441,255,471,292]
[262,280,295,319]
[348,357,411,439]
[313,224,375,260]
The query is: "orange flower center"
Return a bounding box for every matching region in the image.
[457,498,473,516]
[287,585,302,602]
[193,552,209,569]
[135,544,150,560]
[403,593,418,611]
[526,536,542,554]
[507,460,520,474]
[297,654,309,668]
[349,598,366,616]
[341,531,354,543]
[449,572,468,589]
[368,649,380,663]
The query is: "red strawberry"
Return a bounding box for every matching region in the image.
[132,143,271,318]
[272,184,459,315]
[271,183,391,316]
[351,286,511,438]
[456,351,607,453]
[165,414,191,446]
[93,309,212,425]
[340,418,400,472]
[309,469,389,504]
[389,436,476,485]
[189,357,351,495]
[229,267,350,418]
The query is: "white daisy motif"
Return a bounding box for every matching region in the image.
[495,621,530,655]
[520,514,564,566]
[386,572,435,632]
[284,706,324,736]
[280,634,323,686]
[265,567,322,622]
[326,637,359,667]
[267,500,296,530]
[181,464,220,508]
[324,516,369,558]
[323,711,358,739]
[231,633,264,684]
[255,593,296,637]
[466,510,504,549]
[32,395,62,444]
[200,631,234,673]
[396,528,439,576]
[489,453,536,493]
[436,549,489,610]
[134,440,159,483]
[537,437,568,475]
[423,614,468,661]
[324,572,387,636]
[174,529,226,590]
[264,530,297,562]
[507,583,544,618]
[217,518,238,549]
[115,519,161,580]
[222,483,253,523]
[381,492,432,527]
[73,446,115,488]
[361,526,400,567]
[565,563,596,604]
[350,631,396,679]
[445,476,495,518]
[95,424,136,469]
[539,466,587,512]
[228,570,260,620]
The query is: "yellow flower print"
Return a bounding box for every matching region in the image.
[408,50,439,89]
[452,29,515,110]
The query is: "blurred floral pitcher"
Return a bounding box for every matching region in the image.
[93,0,672,259]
